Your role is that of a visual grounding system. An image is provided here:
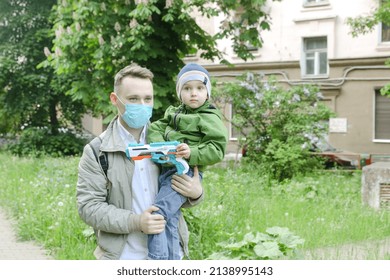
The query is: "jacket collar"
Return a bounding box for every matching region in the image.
[99,116,127,153]
[100,116,150,153]
[182,100,211,113]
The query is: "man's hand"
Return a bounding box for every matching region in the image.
[171,166,203,200]
[140,206,166,234]
[176,143,191,159]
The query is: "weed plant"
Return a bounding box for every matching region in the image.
[1,152,390,259]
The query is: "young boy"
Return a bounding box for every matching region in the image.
[146,63,228,259]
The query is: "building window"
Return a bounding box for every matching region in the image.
[234,26,259,52]
[229,103,251,140]
[234,12,259,53]
[381,22,390,42]
[302,37,328,77]
[303,0,329,6]
[244,35,259,52]
[230,103,242,140]
[375,89,390,140]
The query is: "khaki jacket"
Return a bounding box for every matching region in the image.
[76,117,203,259]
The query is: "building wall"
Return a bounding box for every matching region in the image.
[207,0,386,64]
[189,0,390,155]
[82,115,104,137]
[326,58,390,153]
[81,0,390,156]
[204,58,390,154]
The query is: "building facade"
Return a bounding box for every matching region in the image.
[83,0,390,158]
[188,0,390,156]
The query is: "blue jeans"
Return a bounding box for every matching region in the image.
[147,166,202,260]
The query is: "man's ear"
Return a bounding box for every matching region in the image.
[110,92,118,105]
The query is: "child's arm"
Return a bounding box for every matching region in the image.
[187,113,228,166]
[147,119,167,143]
[147,106,176,143]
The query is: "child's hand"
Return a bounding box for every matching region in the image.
[176,143,191,159]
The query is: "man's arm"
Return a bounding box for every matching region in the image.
[171,166,204,208]
[77,144,141,233]
[77,144,166,235]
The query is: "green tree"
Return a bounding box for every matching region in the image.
[0,0,87,156]
[46,0,278,121]
[0,0,85,134]
[346,0,390,96]
[215,73,334,181]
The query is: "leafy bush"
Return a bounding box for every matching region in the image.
[7,127,87,157]
[208,227,304,260]
[215,73,334,181]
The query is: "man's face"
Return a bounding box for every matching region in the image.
[111,76,154,115]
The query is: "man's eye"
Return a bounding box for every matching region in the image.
[128,98,138,102]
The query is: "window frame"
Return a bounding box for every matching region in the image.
[228,102,251,141]
[233,10,260,54]
[302,36,329,78]
[380,21,390,43]
[303,0,330,8]
[373,89,390,142]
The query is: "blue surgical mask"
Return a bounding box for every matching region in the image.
[117,96,153,129]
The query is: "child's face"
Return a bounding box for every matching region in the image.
[180,80,208,109]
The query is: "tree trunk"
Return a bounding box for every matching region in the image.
[49,97,59,135]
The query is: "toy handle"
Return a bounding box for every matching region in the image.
[151,153,189,175]
[174,157,190,175]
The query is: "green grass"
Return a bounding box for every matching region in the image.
[0,153,96,259]
[1,152,390,259]
[186,165,390,259]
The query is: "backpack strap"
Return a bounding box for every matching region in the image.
[88,136,108,177]
[87,136,109,239]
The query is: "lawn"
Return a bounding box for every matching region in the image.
[1,152,389,259]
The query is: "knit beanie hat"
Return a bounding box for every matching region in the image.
[176,63,211,100]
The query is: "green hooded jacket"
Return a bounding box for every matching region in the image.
[147,100,228,170]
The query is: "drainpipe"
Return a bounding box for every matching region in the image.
[212,65,390,87]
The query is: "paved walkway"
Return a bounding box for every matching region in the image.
[0,208,52,260]
[303,238,390,260]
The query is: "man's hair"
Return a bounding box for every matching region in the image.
[114,63,154,93]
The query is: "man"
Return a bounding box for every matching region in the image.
[76,63,203,260]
